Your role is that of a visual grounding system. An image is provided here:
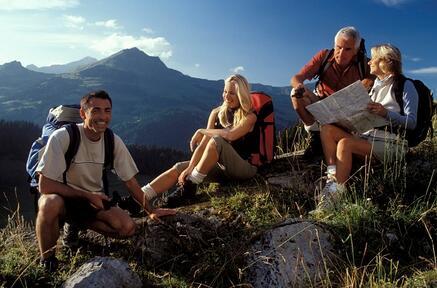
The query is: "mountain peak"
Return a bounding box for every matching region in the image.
[0,60,24,71]
[81,47,168,74]
[107,47,158,62]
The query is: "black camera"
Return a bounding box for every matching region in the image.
[293,87,305,98]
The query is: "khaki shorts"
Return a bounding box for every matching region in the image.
[174,135,257,181]
[360,134,408,163]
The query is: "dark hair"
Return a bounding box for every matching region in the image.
[80,90,112,110]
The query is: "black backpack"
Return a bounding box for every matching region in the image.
[392,75,434,147]
[315,38,368,90]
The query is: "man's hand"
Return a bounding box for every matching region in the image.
[85,192,110,210]
[148,208,177,222]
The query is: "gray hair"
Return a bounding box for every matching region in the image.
[334,26,361,49]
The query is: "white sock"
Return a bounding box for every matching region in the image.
[326,165,336,181]
[187,168,206,184]
[141,184,157,201]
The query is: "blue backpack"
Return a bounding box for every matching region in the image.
[26,105,115,196]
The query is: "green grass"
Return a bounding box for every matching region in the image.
[1,114,436,287]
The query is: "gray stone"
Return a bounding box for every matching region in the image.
[245,219,336,287]
[63,257,142,288]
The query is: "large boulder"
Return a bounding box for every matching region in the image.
[245,219,336,287]
[62,257,142,288]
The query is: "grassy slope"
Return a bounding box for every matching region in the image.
[1,114,436,287]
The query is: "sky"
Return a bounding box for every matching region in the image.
[0,0,436,90]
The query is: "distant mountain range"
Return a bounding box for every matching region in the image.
[0,48,297,150]
[26,57,98,74]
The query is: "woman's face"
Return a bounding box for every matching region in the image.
[368,56,384,78]
[223,81,240,109]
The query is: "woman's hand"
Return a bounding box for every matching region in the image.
[367,102,387,117]
[190,129,203,152]
[178,166,194,184]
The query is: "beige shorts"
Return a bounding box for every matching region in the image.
[174,135,257,181]
[360,134,408,163]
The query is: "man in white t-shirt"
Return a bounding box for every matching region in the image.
[35,90,175,271]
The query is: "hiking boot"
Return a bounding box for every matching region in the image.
[303,131,323,159]
[62,223,80,250]
[165,180,198,208]
[40,255,59,272]
[309,179,342,217]
[317,180,339,210]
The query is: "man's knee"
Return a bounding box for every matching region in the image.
[37,194,64,220]
[105,209,136,237]
[115,217,136,237]
[122,219,136,236]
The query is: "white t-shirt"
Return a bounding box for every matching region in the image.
[36,124,138,192]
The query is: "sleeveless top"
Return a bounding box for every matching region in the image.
[214,110,258,161]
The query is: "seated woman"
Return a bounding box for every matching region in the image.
[141,74,258,207]
[318,44,418,209]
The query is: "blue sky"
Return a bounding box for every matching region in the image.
[0,0,436,91]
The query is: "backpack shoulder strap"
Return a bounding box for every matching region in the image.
[356,38,368,80]
[104,128,115,170]
[102,128,115,195]
[392,74,407,115]
[316,49,334,80]
[63,123,81,184]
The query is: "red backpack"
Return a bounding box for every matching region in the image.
[250,92,276,166]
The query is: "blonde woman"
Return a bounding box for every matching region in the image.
[317,44,418,209]
[141,74,258,207]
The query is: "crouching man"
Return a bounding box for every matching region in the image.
[35,90,175,271]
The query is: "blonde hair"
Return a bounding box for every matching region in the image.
[371,44,403,75]
[217,74,253,128]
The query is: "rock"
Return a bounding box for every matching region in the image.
[245,219,336,287]
[133,213,222,267]
[62,257,141,288]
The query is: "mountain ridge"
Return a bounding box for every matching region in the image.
[0,48,297,150]
[26,57,98,74]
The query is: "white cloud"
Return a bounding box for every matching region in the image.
[195,63,200,68]
[0,0,79,10]
[375,0,409,7]
[230,66,245,73]
[63,15,86,30]
[142,27,155,34]
[409,67,437,74]
[95,19,121,29]
[90,33,172,59]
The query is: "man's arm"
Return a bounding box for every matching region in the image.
[290,50,328,126]
[39,174,108,210]
[125,176,176,218]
